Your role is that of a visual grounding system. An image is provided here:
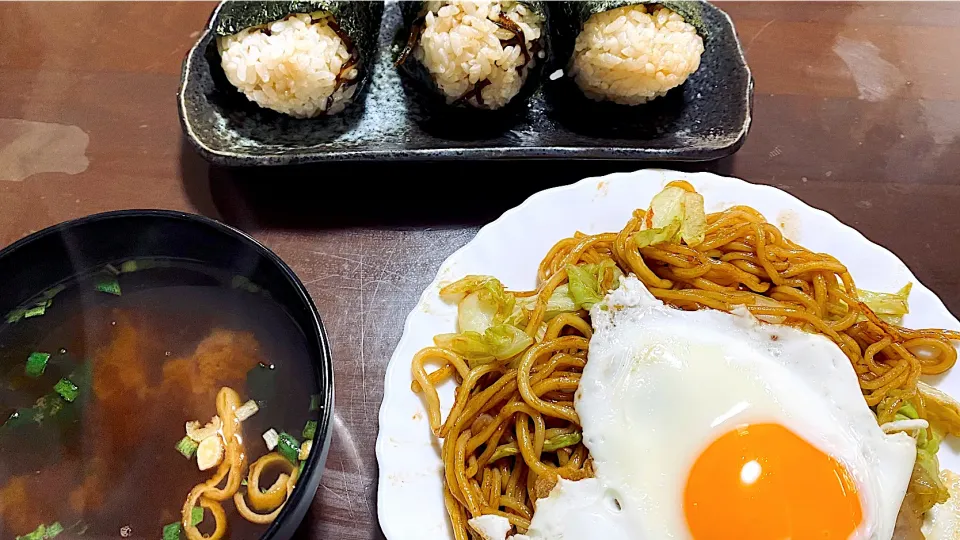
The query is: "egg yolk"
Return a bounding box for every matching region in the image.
[684,423,862,539]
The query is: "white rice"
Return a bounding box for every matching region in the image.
[569,5,704,106]
[217,13,359,118]
[414,1,542,110]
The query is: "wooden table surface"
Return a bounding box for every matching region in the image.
[1,2,959,538]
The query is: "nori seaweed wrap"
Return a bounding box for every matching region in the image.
[214,1,384,117]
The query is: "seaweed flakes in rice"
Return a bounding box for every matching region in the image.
[398,1,546,110]
[216,11,363,118]
[566,3,705,106]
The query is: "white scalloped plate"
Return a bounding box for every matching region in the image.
[375,169,960,539]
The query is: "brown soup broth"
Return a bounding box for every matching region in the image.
[0,260,320,539]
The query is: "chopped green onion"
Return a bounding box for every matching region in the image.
[8,285,67,324]
[15,522,63,540]
[190,506,204,526]
[162,522,181,540]
[309,394,320,411]
[23,303,47,318]
[25,352,51,378]
[277,432,300,464]
[4,363,92,429]
[236,400,259,422]
[44,523,63,538]
[53,378,78,402]
[302,420,317,440]
[263,428,279,451]
[16,525,45,540]
[120,260,138,273]
[175,435,199,459]
[241,478,248,486]
[95,277,121,296]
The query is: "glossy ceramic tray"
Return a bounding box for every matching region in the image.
[178,1,753,166]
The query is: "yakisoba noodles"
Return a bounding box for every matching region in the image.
[181,387,300,539]
[411,181,960,538]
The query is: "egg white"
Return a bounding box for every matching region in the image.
[487,276,917,540]
[922,469,960,538]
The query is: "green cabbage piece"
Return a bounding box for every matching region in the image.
[896,402,919,420]
[565,260,623,311]
[910,426,949,514]
[919,382,960,437]
[442,276,517,334]
[434,324,533,365]
[529,284,577,320]
[510,283,583,328]
[633,186,707,248]
[489,432,582,463]
[896,383,960,515]
[859,283,912,325]
[566,264,604,310]
[634,220,682,249]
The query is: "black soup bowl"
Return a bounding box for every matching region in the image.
[0,210,333,539]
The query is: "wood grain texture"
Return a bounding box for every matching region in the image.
[0,2,958,538]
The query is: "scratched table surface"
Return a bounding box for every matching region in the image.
[2,1,960,538]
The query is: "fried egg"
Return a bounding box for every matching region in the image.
[922,470,960,538]
[476,276,917,540]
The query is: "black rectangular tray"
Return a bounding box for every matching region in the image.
[178,1,753,166]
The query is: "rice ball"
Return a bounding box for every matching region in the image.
[414,1,543,110]
[569,5,704,106]
[217,13,360,118]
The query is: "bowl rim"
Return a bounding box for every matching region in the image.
[0,209,335,539]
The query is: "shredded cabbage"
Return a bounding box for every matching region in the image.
[633,186,707,248]
[634,220,682,249]
[565,260,623,310]
[911,426,950,513]
[859,283,912,325]
[680,191,707,247]
[438,276,536,364]
[441,276,517,334]
[919,382,960,437]
[538,283,578,319]
[489,431,582,463]
[434,324,533,365]
[458,291,497,334]
[566,264,604,310]
[897,402,920,420]
[893,384,960,515]
[509,284,579,329]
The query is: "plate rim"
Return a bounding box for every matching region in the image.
[374,168,960,539]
